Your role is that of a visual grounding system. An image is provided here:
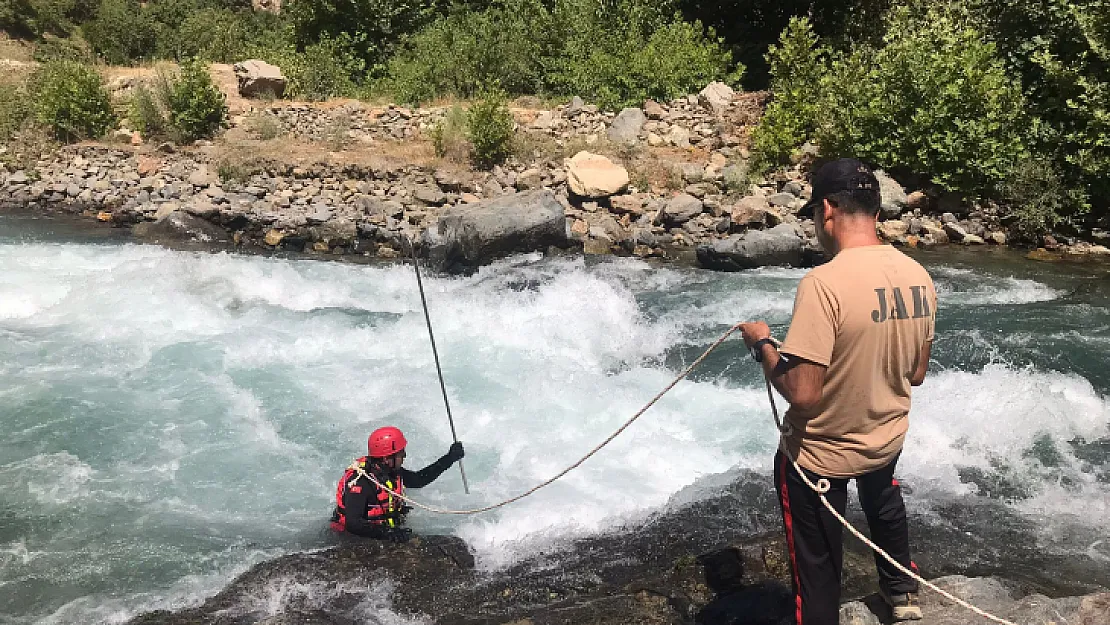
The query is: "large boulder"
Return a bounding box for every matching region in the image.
[699,81,735,113]
[133,211,230,245]
[660,193,704,226]
[607,108,646,144]
[696,223,807,271]
[730,195,781,229]
[564,151,630,198]
[421,189,568,273]
[840,576,1105,625]
[874,170,908,219]
[233,60,287,99]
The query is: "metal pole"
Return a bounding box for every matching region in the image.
[405,237,469,494]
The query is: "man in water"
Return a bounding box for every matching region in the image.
[739,158,936,624]
[331,426,465,541]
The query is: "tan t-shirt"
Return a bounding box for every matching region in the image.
[780,245,936,478]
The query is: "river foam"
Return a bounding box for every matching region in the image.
[1,238,1106,623]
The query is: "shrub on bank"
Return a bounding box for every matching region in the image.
[28,60,116,141]
[81,0,155,64]
[165,59,228,141]
[382,0,742,109]
[467,89,515,169]
[752,7,1027,198]
[431,105,470,162]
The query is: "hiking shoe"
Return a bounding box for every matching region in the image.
[881,589,923,621]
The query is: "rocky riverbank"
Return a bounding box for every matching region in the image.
[125,471,1109,625]
[6,82,1109,272]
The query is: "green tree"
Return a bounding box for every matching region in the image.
[28,60,117,141]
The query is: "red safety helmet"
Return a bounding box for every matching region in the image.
[368,426,408,458]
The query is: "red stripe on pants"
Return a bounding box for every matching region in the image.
[779,457,804,625]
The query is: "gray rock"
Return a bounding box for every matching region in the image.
[8,171,29,184]
[667,126,691,148]
[767,193,796,208]
[310,218,358,246]
[607,108,647,144]
[943,222,967,242]
[661,193,704,226]
[183,200,219,218]
[696,223,807,271]
[307,207,333,224]
[188,167,215,188]
[233,59,287,98]
[782,180,805,197]
[133,211,229,245]
[839,576,1098,625]
[722,163,749,191]
[874,169,908,219]
[676,163,704,184]
[421,189,568,273]
[566,96,585,117]
[414,185,448,206]
[516,168,544,190]
[643,100,666,120]
[698,81,735,113]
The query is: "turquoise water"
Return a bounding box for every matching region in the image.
[1,215,1108,623]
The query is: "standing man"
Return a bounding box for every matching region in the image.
[740,159,936,624]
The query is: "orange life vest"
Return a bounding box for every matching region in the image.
[330,456,405,532]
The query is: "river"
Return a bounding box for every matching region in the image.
[1,214,1107,623]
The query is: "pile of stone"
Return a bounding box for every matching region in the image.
[4,79,1063,272]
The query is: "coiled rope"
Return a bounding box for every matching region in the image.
[355,327,1019,624]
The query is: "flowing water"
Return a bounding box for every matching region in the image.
[1,214,1108,624]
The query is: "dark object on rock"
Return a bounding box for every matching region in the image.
[696,223,808,271]
[696,546,793,625]
[132,211,229,245]
[422,189,568,273]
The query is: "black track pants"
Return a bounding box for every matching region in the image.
[774,451,918,625]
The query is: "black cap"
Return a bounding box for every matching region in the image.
[800,158,881,217]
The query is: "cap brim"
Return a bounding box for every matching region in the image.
[799,196,821,218]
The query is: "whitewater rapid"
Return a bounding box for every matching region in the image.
[1,231,1107,623]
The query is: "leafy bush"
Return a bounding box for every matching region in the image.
[285,0,439,75]
[1,0,77,38]
[385,3,548,105]
[127,81,168,138]
[0,81,33,142]
[817,6,1027,194]
[753,7,1027,196]
[27,60,116,141]
[749,17,825,171]
[159,8,248,62]
[32,34,94,63]
[82,0,155,64]
[430,104,470,162]
[382,0,742,109]
[547,17,742,111]
[1001,158,1089,239]
[467,89,515,168]
[164,59,227,141]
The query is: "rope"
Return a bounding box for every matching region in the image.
[350,321,1019,624]
[762,364,1019,625]
[354,322,746,515]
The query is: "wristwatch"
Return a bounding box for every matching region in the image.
[750,338,777,362]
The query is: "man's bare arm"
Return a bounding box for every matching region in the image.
[758,344,827,411]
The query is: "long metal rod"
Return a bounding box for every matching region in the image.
[406,237,469,493]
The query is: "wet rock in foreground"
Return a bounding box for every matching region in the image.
[128,472,1109,625]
